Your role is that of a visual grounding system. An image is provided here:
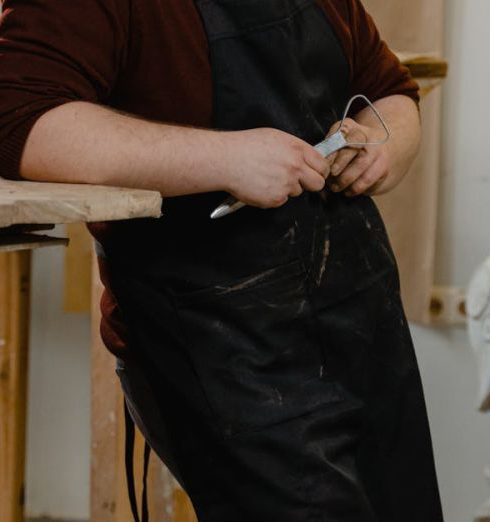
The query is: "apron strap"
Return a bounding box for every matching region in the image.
[141,437,151,522]
[124,400,152,522]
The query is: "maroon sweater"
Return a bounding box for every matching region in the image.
[0,0,419,355]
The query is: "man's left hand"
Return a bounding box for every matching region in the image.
[325,117,391,197]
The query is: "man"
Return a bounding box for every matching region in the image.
[0,0,443,520]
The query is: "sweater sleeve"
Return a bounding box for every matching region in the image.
[0,0,130,180]
[347,0,420,105]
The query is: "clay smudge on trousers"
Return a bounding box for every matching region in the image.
[296,299,307,315]
[316,239,330,286]
[214,266,281,295]
[283,225,296,245]
[265,387,284,406]
[274,388,283,406]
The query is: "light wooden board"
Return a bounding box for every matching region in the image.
[397,53,448,79]
[0,251,31,522]
[365,0,445,324]
[64,224,92,313]
[0,179,162,228]
[91,253,134,522]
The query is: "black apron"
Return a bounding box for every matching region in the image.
[106,1,444,520]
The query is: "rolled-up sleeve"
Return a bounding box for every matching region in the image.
[348,0,420,105]
[0,0,130,179]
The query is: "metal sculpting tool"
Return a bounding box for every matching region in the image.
[210,94,390,219]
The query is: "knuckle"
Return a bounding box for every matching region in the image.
[341,173,356,188]
[362,172,376,185]
[288,158,303,176]
[291,141,305,155]
[320,159,330,174]
[352,180,366,194]
[357,155,370,170]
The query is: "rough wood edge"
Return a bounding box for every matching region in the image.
[0,180,162,228]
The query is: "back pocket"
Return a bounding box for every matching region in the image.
[173,261,343,437]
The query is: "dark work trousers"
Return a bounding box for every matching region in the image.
[103,0,444,520]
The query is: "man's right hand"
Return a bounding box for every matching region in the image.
[220,128,331,209]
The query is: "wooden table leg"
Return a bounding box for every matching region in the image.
[0,251,32,522]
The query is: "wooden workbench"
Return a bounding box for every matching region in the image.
[0,180,161,522]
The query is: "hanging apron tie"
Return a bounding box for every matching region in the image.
[124,401,151,522]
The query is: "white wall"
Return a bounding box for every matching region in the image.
[411,1,490,521]
[23,1,490,521]
[26,226,91,520]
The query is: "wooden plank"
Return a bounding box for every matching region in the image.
[397,53,448,79]
[0,251,32,522]
[91,251,131,522]
[0,179,162,228]
[64,224,92,313]
[0,234,68,253]
[366,0,445,324]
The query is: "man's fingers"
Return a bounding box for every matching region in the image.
[328,149,374,192]
[299,166,327,193]
[289,181,303,197]
[327,120,341,136]
[304,146,331,178]
[345,156,388,197]
[330,147,359,177]
[330,123,368,176]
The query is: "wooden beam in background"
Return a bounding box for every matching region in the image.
[0,251,32,522]
[91,251,132,522]
[64,224,92,313]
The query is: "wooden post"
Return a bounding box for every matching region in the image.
[0,251,31,522]
[91,251,134,522]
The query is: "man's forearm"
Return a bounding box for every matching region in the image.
[20,101,229,196]
[354,94,421,194]
[19,101,331,208]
